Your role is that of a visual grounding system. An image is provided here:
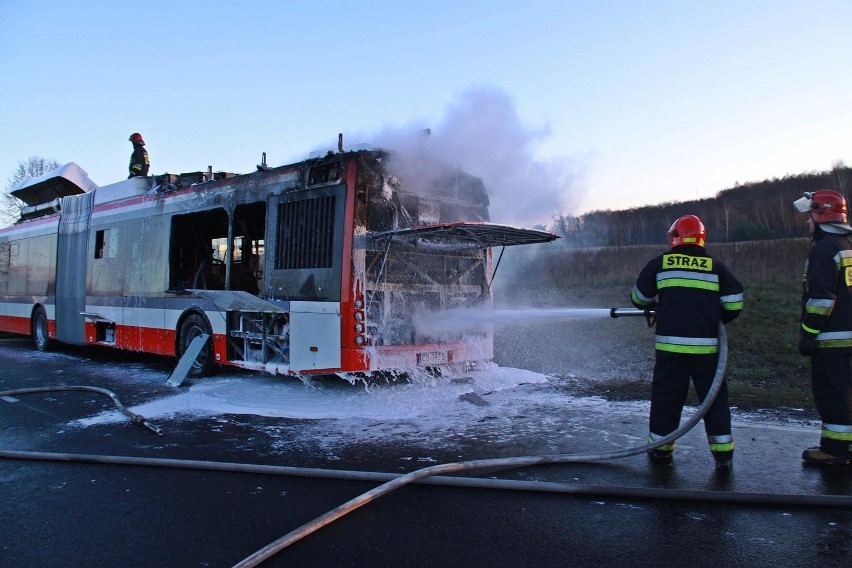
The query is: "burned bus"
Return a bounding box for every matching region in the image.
[0,149,556,378]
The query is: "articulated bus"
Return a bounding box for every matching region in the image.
[1,149,556,378]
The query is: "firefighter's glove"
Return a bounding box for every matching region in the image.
[798,335,817,357]
[643,309,656,328]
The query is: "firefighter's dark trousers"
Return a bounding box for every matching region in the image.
[810,352,852,457]
[649,351,731,443]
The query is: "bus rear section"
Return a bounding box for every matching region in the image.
[350,152,557,375]
[362,232,493,373]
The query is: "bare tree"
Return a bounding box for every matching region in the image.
[831,159,849,197]
[2,156,60,226]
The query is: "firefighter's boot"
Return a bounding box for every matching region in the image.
[712,450,733,469]
[648,449,673,464]
[801,447,850,466]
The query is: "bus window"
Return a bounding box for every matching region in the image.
[168,209,228,290]
[307,161,340,187]
[94,230,108,259]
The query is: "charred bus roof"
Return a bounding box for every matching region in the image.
[10,149,495,223]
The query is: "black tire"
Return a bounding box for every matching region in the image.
[32,306,52,352]
[178,313,216,376]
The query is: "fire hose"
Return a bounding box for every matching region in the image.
[0,385,163,435]
[231,312,728,567]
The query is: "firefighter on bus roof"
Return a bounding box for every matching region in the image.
[794,190,852,466]
[128,132,150,178]
[631,214,744,468]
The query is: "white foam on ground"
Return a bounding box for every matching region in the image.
[72,364,658,455]
[71,363,816,454]
[75,365,554,426]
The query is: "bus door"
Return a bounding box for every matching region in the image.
[127,216,171,352]
[229,202,266,295]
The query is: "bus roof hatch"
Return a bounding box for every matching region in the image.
[11,162,96,206]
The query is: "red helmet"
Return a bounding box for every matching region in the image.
[668,215,706,248]
[129,132,145,145]
[794,190,848,224]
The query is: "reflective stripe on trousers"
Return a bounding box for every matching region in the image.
[648,433,675,453]
[822,423,852,441]
[708,434,734,452]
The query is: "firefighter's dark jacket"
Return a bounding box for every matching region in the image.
[800,229,852,353]
[129,143,149,178]
[631,244,744,354]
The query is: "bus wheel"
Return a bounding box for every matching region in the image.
[32,306,52,352]
[178,314,215,376]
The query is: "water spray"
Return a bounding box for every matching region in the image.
[413,306,615,335]
[413,306,657,336]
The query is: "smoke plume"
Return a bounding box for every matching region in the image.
[352,87,583,228]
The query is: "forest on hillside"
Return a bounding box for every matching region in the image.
[551,164,851,247]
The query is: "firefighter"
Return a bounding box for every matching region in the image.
[794,190,852,466]
[128,132,150,178]
[631,214,744,467]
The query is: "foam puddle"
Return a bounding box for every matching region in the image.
[75,365,551,427]
[73,365,655,455]
[413,307,613,335]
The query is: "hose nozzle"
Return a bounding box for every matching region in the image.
[130,413,164,435]
[610,307,656,327]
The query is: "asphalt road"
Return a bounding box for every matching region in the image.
[1,336,850,568]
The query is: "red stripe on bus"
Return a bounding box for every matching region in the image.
[0,315,35,336]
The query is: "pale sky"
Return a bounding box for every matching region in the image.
[1,1,849,227]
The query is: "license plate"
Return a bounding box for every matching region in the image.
[417,351,448,365]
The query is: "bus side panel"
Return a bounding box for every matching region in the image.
[0,239,32,334]
[0,220,58,338]
[290,302,342,372]
[26,233,56,298]
[2,301,36,335]
[7,239,28,297]
[82,322,175,356]
[130,216,168,351]
[0,239,8,331]
[122,216,168,350]
[56,192,95,345]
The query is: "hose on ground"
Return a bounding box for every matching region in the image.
[2,447,849,509]
[232,323,731,567]
[0,385,163,435]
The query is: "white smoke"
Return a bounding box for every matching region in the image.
[348,87,583,227]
